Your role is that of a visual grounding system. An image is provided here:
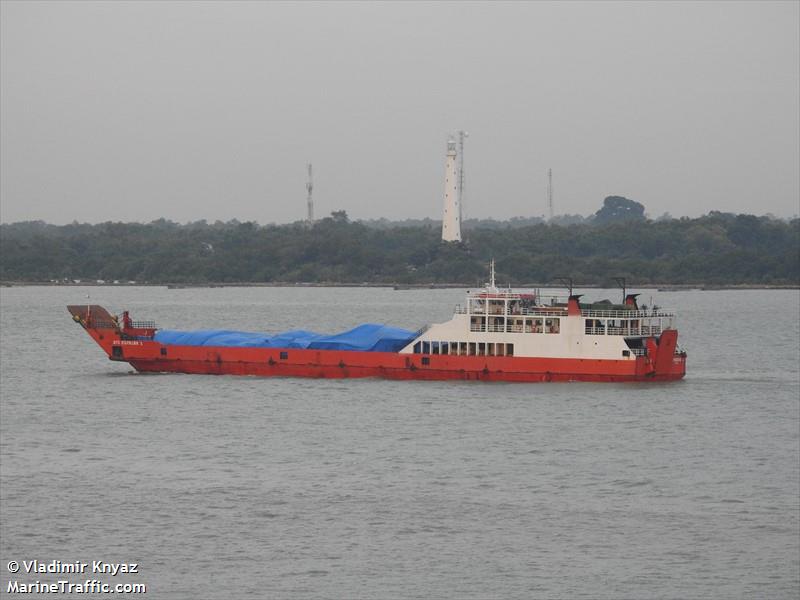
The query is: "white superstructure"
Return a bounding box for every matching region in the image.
[401,283,676,361]
[441,139,461,242]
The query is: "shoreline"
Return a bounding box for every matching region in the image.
[2,281,798,291]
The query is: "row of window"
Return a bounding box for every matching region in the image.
[470,316,560,334]
[412,341,515,357]
[584,318,662,336]
[469,298,537,315]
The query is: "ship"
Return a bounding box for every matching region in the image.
[68,269,686,383]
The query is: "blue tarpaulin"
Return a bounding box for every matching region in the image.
[153,323,416,353]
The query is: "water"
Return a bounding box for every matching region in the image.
[1,286,798,599]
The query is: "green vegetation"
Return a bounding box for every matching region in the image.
[1,211,797,286]
[593,196,646,225]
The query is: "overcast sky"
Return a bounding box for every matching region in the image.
[1,1,798,225]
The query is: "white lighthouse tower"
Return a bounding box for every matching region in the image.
[441,138,461,242]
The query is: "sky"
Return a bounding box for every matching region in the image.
[1,1,798,225]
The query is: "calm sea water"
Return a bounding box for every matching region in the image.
[1,286,798,599]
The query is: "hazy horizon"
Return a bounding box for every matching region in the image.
[1,207,798,228]
[2,1,799,225]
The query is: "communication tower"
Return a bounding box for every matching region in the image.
[306,163,314,223]
[547,168,554,220]
[457,130,468,222]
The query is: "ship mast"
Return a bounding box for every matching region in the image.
[486,259,498,292]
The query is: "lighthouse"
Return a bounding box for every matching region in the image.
[441,138,461,242]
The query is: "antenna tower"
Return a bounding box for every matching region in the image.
[457,130,468,222]
[306,163,314,223]
[547,168,553,220]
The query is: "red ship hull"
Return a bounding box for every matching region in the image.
[125,347,686,382]
[68,306,686,383]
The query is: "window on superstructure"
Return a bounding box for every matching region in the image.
[508,300,521,315]
[478,342,486,356]
[489,300,505,315]
[506,343,514,356]
[507,318,524,333]
[468,342,477,356]
[487,343,495,356]
[585,319,605,335]
[459,342,468,355]
[497,343,505,357]
[608,319,627,335]
[413,342,421,354]
[532,318,543,333]
[471,316,486,332]
[432,342,440,355]
[470,299,486,314]
[520,297,535,312]
[546,318,560,334]
[422,341,430,354]
[440,342,449,355]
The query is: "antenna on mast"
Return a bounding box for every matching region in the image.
[306,163,314,223]
[547,168,553,220]
[554,276,573,297]
[613,276,627,304]
[483,259,500,293]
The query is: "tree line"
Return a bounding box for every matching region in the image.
[1,211,797,286]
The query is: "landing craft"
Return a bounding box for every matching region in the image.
[68,268,686,382]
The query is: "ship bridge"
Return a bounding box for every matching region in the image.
[455,288,676,339]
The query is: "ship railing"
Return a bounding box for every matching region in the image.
[607,326,639,336]
[465,307,569,317]
[581,309,674,319]
[515,307,567,316]
[90,320,118,329]
[585,325,667,336]
[640,325,663,336]
[469,324,507,333]
[129,320,157,329]
[461,306,674,319]
[584,326,606,335]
